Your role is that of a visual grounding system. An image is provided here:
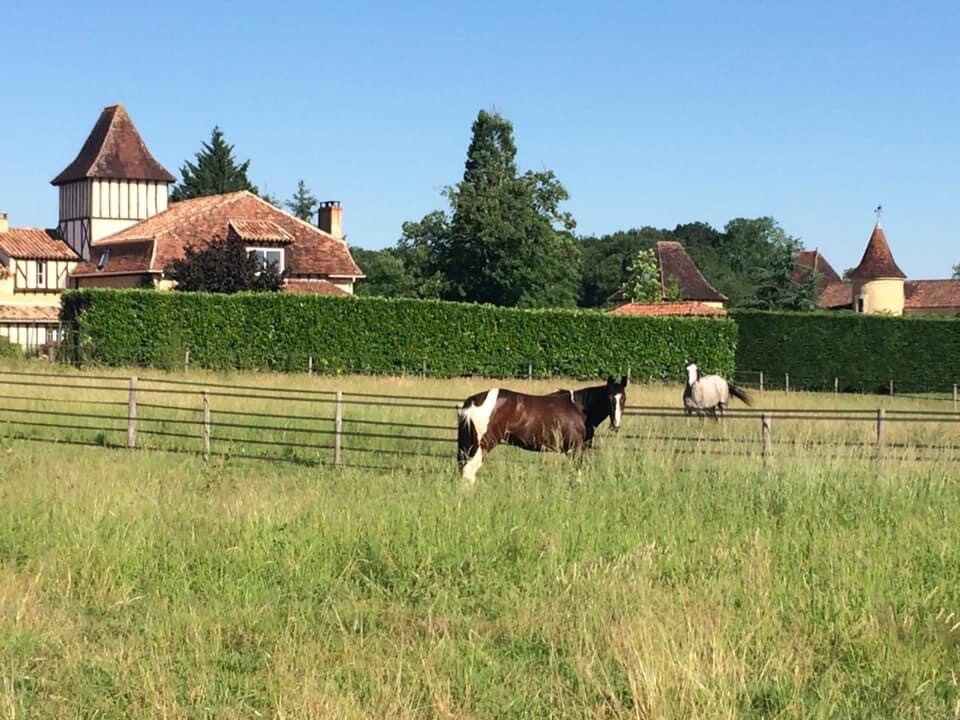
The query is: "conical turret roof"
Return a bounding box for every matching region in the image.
[51,104,175,186]
[849,222,906,280]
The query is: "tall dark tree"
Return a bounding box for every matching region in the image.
[441,111,580,307]
[286,180,319,222]
[168,237,283,293]
[398,110,580,308]
[170,126,258,201]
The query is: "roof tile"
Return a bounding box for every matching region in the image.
[51,105,175,185]
[850,223,906,280]
[609,301,727,317]
[0,228,78,260]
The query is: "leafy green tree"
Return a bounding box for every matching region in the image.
[286,180,319,222]
[351,248,419,298]
[395,211,451,299]
[953,261,960,280]
[170,127,258,201]
[403,110,580,308]
[168,237,283,293]
[620,248,661,303]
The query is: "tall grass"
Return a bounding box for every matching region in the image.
[0,362,958,717]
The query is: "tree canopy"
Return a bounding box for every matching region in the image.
[953,261,960,280]
[168,237,283,293]
[391,110,580,308]
[578,217,816,310]
[170,127,259,201]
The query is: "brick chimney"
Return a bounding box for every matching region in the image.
[317,201,343,238]
[0,212,8,234]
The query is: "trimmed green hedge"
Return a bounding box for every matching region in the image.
[60,290,737,380]
[733,310,960,392]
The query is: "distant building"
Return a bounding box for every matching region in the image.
[0,104,364,351]
[609,240,727,317]
[798,222,960,316]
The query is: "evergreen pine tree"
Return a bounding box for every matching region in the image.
[170,126,259,201]
[285,180,319,221]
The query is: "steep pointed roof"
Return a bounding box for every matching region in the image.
[850,222,906,280]
[51,104,175,185]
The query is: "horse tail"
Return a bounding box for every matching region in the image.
[728,383,752,406]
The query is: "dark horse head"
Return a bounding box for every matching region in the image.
[567,375,629,441]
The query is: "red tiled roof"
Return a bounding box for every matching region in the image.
[0,305,61,323]
[228,219,293,244]
[655,241,727,302]
[72,192,363,279]
[51,104,176,185]
[850,223,906,280]
[904,280,960,310]
[609,301,727,317]
[282,279,349,296]
[818,281,853,309]
[0,228,78,260]
[795,249,841,284]
[73,240,156,276]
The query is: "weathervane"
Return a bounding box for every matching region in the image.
[874,204,883,222]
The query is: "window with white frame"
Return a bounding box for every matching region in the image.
[248,247,284,274]
[36,262,46,289]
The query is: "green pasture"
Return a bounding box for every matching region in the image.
[0,361,959,718]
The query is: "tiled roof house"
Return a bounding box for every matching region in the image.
[609,241,727,317]
[0,104,365,350]
[797,222,960,316]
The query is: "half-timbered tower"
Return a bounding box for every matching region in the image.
[51,105,175,260]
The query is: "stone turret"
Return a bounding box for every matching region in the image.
[849,222,906,315]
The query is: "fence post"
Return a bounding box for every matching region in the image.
[184,348,190,372]
[421,360,427,379]
[308,355,314,376]
[759,371,764,393]
[334,390,343,468]
[834,377,839,394]
[761,413,771,466]
[528,362,532,381]
[626,366,631,385]
[889,379,894,396]
[875,408,885,460]
[202,389,211,463]
[127,376,138,449]
[954,384,957,411]
[785,373,790,394]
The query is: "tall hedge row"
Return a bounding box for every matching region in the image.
[60,290,737,380]
[733,310,960,392]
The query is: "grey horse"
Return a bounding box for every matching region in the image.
[683,361,751,419]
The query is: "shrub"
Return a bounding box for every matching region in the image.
[60,289,738,380]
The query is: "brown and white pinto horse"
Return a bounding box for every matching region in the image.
[457,376,628,483]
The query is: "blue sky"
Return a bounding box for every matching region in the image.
[2,0,958,278]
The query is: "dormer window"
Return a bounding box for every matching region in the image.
[248,247,284,274]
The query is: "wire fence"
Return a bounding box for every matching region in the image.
[2,368,960,470]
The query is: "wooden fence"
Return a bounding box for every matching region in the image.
[1,369,959,470]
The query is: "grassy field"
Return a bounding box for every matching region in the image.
[1,362,959,718]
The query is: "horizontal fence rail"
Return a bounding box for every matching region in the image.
[1,369,959,471]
